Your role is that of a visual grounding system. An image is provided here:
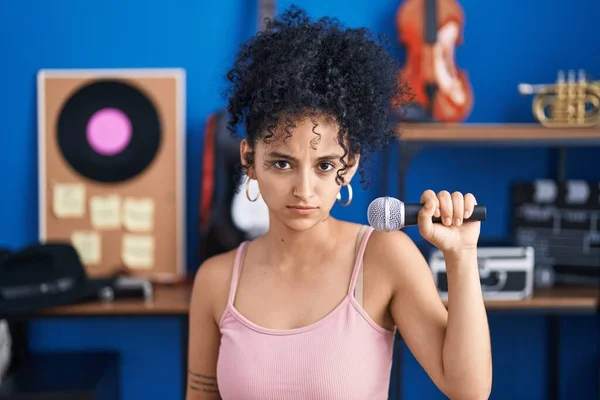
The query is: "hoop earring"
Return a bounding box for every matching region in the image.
[336,183,353,207]
[245,176,260,202]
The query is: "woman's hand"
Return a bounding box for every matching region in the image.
[418,189,480,254]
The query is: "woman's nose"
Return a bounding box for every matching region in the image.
[292,171,314,200]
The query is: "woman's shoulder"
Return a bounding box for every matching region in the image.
[366,228,414,250]
[338,220,413,248]
[190,246,242,322]
[195,248,238,284]
[363,226,423,276]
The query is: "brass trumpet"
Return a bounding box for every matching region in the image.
[518,70,600,128]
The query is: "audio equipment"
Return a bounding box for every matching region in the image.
[38,69,186,283]
[512,179,600,286]
[0,320,10,385]
[430,246,535,301]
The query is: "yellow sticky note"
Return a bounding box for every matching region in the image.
[122,197,154,232]
[71,231,101,265]
[53,183,85,218]
[90,195,121,229]
[121,234,154,269]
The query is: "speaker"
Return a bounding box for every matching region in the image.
[512,179,600,286]
[37,69,186,283]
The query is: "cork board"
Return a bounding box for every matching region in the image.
[37,69,186,283]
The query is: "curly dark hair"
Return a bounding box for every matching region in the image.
[225,5,407,187]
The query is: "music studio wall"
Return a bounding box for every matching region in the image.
[1,1,599,400]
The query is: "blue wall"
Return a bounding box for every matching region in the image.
[1,0,598,399]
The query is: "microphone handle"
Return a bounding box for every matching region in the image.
[403,203,487,226]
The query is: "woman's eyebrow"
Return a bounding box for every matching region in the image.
[265,151,342,162]
[266,151,296,161]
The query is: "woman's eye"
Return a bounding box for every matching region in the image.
[273,161,290,169]
[318,163,334,172]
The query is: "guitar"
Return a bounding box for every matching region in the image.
[198,0,275,261]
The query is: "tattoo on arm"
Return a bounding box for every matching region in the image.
[188,370,220,395]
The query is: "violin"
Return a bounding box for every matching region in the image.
[395,0,473,122]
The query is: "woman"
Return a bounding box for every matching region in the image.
[187,6,492,400]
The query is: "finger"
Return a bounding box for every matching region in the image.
[464,193,477,219]
[419,190,438,218]
[437,190,452,226]
[418,190,437,238]
[422,190,441,218]
[420,189,439,217]
[451,191,464,226]
[420,189,436,205]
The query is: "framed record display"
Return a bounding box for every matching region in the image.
[37,69,186,283]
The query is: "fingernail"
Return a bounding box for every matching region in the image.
[444,217,451,225]
[455,218,461,226]
[464,210,471,218]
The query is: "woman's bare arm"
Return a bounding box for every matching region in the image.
[186,254,231,400]
[368,230,492,400]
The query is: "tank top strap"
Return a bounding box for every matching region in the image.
[348,225,374,297]
[227,241,249,307]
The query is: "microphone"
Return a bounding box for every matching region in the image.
[367,196,487,231]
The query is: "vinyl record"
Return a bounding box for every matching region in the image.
[57,79,161,183]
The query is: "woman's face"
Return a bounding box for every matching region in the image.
[241,116,358,232]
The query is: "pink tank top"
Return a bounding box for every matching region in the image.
[216,226,396,399]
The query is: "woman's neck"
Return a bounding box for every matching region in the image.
[259,215,341,270]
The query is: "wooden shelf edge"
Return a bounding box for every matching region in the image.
[30,284,598,316]
[443,286,599,310]
[396,123,600,143]
[35,282,193,317]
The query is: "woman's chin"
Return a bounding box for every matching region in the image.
[277,212,326,232]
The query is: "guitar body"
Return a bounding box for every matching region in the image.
[199,110,245,260]
[198,0,275,262]
[395,0,473,122]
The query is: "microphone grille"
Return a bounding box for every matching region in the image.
[367,197,404,231]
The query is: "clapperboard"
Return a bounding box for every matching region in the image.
[512,180,600,280]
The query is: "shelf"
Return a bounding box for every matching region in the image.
[31,282,598,316]
[36,282,192,316]
[396,123,600,146]
[468,286,598,312]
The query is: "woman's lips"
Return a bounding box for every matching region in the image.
[287,205,318,215]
